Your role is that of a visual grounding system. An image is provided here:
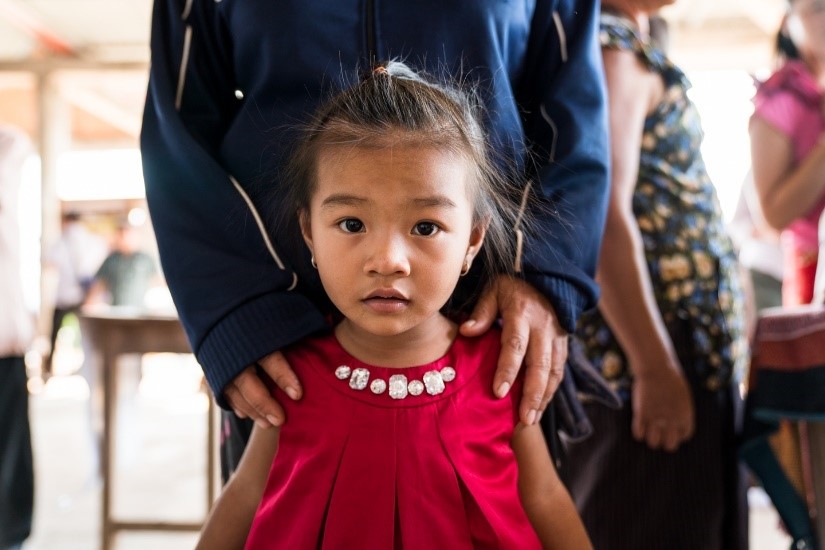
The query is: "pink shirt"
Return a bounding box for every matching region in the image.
[752,60,825,253]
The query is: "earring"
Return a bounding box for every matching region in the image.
[460,258,472,277]
[310,256,317,269]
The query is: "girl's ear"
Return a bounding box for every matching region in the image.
[298,209,314,252]
[466,220,487,260]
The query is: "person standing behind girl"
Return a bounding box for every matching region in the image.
[195,61,590,550]
[750,0,825,307]
[564,2,749,549]
[42,212,107,377]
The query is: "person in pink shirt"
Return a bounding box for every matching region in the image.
[750,0,825,306]
[745,5,825,548]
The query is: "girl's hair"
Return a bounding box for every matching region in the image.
[776,12,801,62]
[284,60,529,297]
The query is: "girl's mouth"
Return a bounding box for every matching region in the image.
[362,291,409,313]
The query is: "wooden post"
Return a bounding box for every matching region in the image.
[36,70,70,345]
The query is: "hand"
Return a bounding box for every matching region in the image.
[631,364,694,452]
[223,350,302,428]
[460,275,567,425]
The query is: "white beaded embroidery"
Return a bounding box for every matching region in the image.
[349,368,369,390]
[334,364,457,399]
[389,374,408,399]
[423,370,445,395]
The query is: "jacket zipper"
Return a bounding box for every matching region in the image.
[365,0,376,67]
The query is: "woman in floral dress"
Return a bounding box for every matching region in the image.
[562,1,749,548]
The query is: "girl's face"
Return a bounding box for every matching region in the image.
[301,144,484,344]
[790,0,825,56]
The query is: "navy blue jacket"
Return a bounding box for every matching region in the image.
[141,0,610,401]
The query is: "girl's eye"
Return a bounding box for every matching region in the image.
[338,218,364,233]
[412,222,440,236]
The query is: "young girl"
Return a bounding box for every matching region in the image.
[195,62,590,549]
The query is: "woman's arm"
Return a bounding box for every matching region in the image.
[750,119,825,230]
[141,0,327,419]
[462,0,610,425]
[597,46,694,452]
[512,424,591,550]
[196,425,280,550]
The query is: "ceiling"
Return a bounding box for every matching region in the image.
[0,0,151,147]
[0,0,787,148]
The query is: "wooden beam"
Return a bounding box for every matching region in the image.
[0,0,74,56]
[0,59,148,74]
[61,84,142,138]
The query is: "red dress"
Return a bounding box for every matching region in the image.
[244,328,541,549]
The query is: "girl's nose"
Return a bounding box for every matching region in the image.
[364,234,411,276]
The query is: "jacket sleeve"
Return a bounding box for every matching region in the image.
[516,0,610,333]
[140,0,327,402]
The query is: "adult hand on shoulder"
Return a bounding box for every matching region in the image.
[631,364,694,452]
[460,275,567,426]
[223,350,302,428]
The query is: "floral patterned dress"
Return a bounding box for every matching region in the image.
[577,14,748,399]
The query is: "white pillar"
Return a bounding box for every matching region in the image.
[37,71,70,340]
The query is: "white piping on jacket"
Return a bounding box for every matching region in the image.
[229,176,298,291]
[513,180,533,274]
[181,0,193,20]
[552,11,568,63]
[175,25,193,111]
[516,11,564,274]
[539,104,558,162]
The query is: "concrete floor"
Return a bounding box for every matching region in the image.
[21,347,794,550]
[24,351,205,550]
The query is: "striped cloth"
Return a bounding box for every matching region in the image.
[740,304,825,547]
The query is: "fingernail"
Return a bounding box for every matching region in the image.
[266,415,281,427]
[463,319,476,328]
[286,387,300,400]
[496,381,511,398]
[526,409,538,425]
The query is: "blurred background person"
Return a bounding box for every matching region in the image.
[0,125,35,550]
[84,221,159,309]
[563,2,750,548]
[750,0,825,307]
[744,3,825,546]
[42,211,107,378]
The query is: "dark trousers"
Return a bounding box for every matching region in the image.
[0,357,34,547]
[45,305,80,375]
[562,321,749,550]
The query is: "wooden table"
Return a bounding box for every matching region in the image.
[79,308,218,550]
